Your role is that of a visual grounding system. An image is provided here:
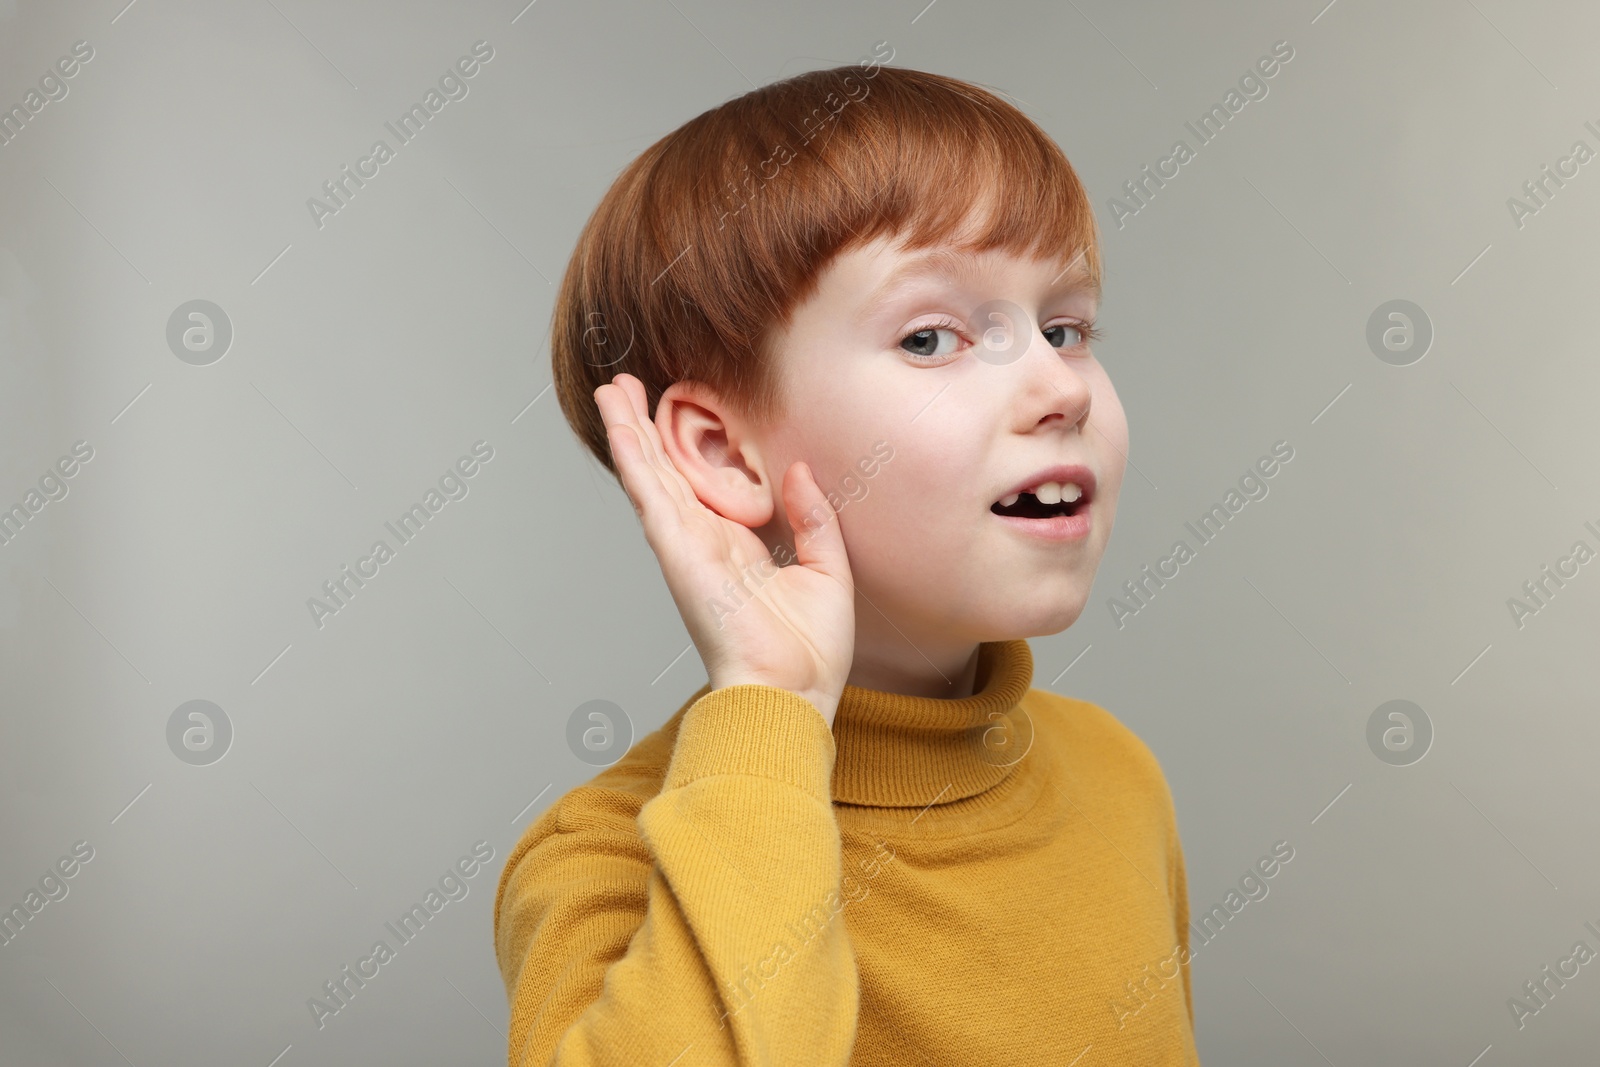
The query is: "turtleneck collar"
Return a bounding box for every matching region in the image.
[829,638,1035,808]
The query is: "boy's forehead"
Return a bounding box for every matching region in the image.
[845,244,1100,320]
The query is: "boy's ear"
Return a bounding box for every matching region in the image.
[654,380,775,528]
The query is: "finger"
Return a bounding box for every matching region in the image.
[613,375,673,474]
[597,381,723,590]
[597,378,674,492]
[606,375,700,514]
[595,384,682,533]
[782,461,852,585]
[600,415,659,518]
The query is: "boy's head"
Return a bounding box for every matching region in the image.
[553,62,1124,654]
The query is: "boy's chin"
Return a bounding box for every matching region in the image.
[982,598,1088,642]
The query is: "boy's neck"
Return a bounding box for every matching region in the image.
[844,632,983,700]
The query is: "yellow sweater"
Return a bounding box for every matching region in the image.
[494,638,1199,1065]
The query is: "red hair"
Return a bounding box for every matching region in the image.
[551,61,1102,478]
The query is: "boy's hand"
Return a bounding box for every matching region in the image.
[594,373,856,728]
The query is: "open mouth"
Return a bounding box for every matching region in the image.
[990,484,1087,519]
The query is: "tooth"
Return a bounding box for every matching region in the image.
[1033,482,1063,505]
[1060,483,1083,503]
[999,493,1020,507]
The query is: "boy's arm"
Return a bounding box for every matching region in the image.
[1169,823,1193,1029]
[494,685,859,1067]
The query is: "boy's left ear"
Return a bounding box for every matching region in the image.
[654,380,775,529]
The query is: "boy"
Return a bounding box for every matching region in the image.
[494,58,1198,1065]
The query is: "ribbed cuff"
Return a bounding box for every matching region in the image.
[662,685,836,802]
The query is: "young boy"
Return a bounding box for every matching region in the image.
[494,57,1198,1066]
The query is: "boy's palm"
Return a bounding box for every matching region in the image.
[594,374,856,727]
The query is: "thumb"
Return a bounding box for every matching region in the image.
[783,461,852,584]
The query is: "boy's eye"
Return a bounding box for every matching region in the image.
[1044,323,1085,348]
[899,322,962,362]
[897,317,1100,363]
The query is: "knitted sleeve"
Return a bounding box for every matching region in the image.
[493,684,860,1067]
[1169,818,1194,1029]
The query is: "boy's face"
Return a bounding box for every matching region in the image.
[749,227,1127,659]
[656,222,1132,694]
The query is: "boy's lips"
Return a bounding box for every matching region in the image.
[989,464,1095,543]
[990,464,1096,507]
[992,505,1091,542]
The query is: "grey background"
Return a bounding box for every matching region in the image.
[1,0,1596,1063]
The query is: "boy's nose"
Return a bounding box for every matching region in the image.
[1017,336,1093,432]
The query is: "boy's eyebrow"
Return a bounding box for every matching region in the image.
[856,248,1101,321]
[862,249,987,310]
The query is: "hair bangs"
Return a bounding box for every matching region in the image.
[552,64,1102,480]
